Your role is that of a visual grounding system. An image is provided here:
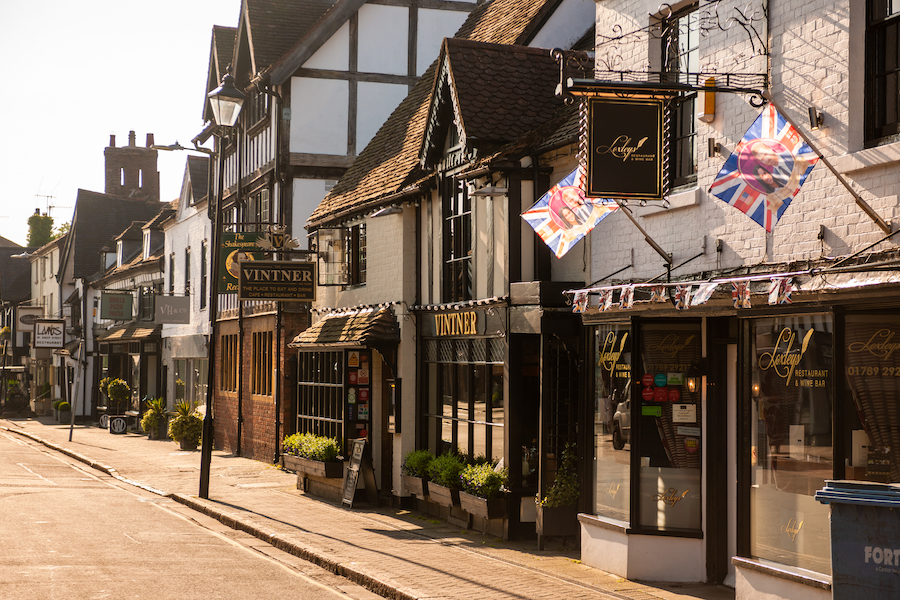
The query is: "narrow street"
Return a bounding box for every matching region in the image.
[0,429,381,600]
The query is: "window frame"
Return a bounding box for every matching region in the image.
[442,178,473,303]
[866,0,900,144]
[251,330,273,396]
[660,2,699,189]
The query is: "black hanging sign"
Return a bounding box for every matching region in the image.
[587,97,665,201]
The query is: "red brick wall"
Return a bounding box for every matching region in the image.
[213,310,306,463]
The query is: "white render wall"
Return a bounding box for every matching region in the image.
[587,0,898,288]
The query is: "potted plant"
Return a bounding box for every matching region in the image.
[140,397,168,440]
[282,432,344,478]
[426,453,465,508]
[106,378,129,415]
[0,326,10,340]
[459,462,508,520]
[168,400,202,450]
[57,401,71,423]
[51,398,63,420]
[536,443,580,546]
[401,449,433,499]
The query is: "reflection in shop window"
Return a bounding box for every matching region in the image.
[592,323,632,522]
[750,315,832,574]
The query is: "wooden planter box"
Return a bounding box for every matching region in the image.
[536,505,579,538]
[283,454,343,479]
[459,491,507,520]
[428,482,460,508]
[403,475,428,499]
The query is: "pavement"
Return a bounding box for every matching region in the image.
[1,415,735,600]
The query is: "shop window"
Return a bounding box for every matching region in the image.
[423,338,504,462]
[750,315,832,574]
[637,321,702,532]
[138,287,154,321]
[347,224,366,286]
[442,179,472,303]
[660,2,699,189]
[593,323,632,522]
[174,359,187,403]
[844,313,900,483]
[220,334,238,392]
[251,330,273,396]
[297,351,345,440]
[866,0,900,145]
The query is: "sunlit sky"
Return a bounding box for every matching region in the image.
[0,0,242,247]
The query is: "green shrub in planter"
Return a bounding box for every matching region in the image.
[539,443,579,508]
[168,401,202,447]
[401,449,434,479]
[140,397,167,436]
[52,399,64,411]
[460,462,508,499]
[282,432,342,462]
[427,453,465,489]
[57,401,71,412]
[106,378,130,413]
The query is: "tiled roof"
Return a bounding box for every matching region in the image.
[289,308,398,347]
[244,0,337,71]
[432,39,562,151]
[213,25,236,75]
[308,0,558,226]
[63,191,167,280]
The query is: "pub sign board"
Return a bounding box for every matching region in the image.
[238,260,316,302]
[100,292,133,321]
[34,319,65,349]
[219,232,265,294]
[587,97,665,201]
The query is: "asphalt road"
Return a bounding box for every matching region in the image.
[0,429,382,600]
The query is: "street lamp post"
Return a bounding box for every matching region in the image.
[199,73,246,499]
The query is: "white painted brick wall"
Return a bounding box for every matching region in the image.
[586,0,899,284]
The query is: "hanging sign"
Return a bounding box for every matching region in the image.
[237,260,316,301]
[100,292,133,320]
[155,296,191,324]
[34,319,65,349]
[219,232,265,293]
[587,97,665,200]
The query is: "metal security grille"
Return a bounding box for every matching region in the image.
[296,351,344,439]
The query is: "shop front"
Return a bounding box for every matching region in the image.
[97,324,161,418]
[580,292,900,598]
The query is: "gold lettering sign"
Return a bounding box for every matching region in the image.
[599,331,628,374]
[606,482,620,500]
[434,312,478,336]
[848,329,900,360]
[758,328,814,386]
[653,334,695,359]
[781,518,803,541]
[652,487,689,507]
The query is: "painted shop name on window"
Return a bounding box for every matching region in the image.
[433,312,478,336]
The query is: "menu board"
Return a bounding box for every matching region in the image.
[344,350,372,454]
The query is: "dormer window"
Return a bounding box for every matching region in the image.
[142,230,151,260]
[116,241,124,267]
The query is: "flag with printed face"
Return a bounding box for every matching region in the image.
[522,166,618,258]
[709,104,819,232]
[650,286,667,303]
[572,291,589,313]
[691,283,717,306]
[674,285,692,310]
[732,282,751,309]
[598,289,613,312]
[619,285,635,309]
[768,277,793,305]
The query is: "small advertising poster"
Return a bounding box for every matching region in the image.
[672,404,697,423]
[34,319,65,349]
[357,369,370,385]
[347,387,357,404]
[348,351,360,368]
[357,404,369,420]
[358,388,369,403]
[349,370,358,385]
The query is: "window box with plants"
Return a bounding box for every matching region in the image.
[401,449,433,499]
[459,462,508,520]
[536,444,580,548]
[140,397,168,440]
[282,433,344,479]
[168,401,202,450]
[426,453,465,508]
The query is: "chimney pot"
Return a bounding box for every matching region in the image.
[146,133,154,147]
[128,131,136,146]
[110,134,116,147]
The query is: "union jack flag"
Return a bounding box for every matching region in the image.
[522,166,618,258]
[674,285,692,310]
[709,104,819,232]
[768,277,793,304]
[650,286,667,303]
[572,291,589,313]
[691,283,717,306]
[618,285,635,309]
[732,282,751,309]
